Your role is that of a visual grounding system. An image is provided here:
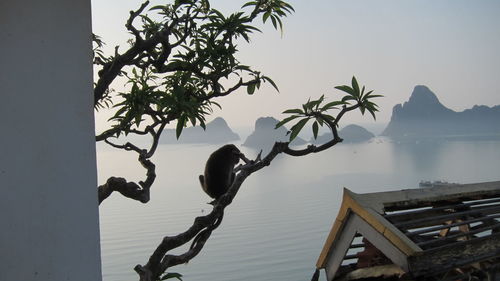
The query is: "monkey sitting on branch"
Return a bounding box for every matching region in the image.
[199,144,244,202]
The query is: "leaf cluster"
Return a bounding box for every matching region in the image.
[96,0,294,141]
[335,76,382,120]
[243,0,294,33]
[276,76,382,141]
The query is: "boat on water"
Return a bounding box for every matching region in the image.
[419,180,459,188]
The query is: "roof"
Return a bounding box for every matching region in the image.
[316,181,500,280]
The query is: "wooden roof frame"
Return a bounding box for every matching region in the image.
[316,181,500,280]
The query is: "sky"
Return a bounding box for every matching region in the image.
[91,0,500,131]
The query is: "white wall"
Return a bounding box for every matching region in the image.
[0,1,102,280]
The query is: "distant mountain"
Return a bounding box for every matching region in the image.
[311,124,375,144]
[243,117,307,149]
[382,85,500,139]
[160,117,239,144]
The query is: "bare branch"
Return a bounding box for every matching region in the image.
[126,1,150,41]
[98,176,150,204]
[98,145,156,205]
[132,140,299,280]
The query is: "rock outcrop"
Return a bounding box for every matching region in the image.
[243,117,307,149]
[382,85,500,139]
[160,117,239,144]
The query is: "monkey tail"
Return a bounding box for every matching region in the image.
[189,210,224,251]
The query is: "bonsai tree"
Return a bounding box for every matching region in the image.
[93,0,381,280]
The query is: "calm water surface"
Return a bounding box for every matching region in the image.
[97,137,500,281]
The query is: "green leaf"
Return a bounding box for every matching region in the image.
[312,121,319,139]
[234,65,251,71]
[321,114,336,122]
[302,100,310,113]
[307,97,323,110]
[280,1,295,13]
[263,76,279,92]
[149,5,166,11]
[365,93,384,100]
[160,272,183,281]
[199,120,206,130]
[351,76,360,97]
[276,17,284,34]
[263,11,271,23]
[334,85,354,96]
[110,106,128,121]
[282,108,304,114]
[241,1,258,8]
[275,115,300,129]
[289,118,309,141]
[176,116,186,139]
[270,15,278,30]
[211,101,222,110]
[315,115,324,126]
[321,100,348,111]
[189,116,197,127]
[247,83,256,95]
[341,95,357,102]
[368,108,377,120]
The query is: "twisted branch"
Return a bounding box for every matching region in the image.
[133,142,288,281]
[132,101,356,280]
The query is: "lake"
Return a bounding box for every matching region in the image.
[97,136,500,281]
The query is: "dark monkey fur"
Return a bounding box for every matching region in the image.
[199,144,242,200]
[190,144,241,251]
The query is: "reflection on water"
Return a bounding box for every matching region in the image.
[391,139,447,174]
[98,137,500,281]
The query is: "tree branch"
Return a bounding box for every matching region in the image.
[133,142,289,281]
[98,141,157,204]
[126,1,150,41]
[129,82,364,279]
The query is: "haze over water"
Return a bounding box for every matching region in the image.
[98,135,500,281]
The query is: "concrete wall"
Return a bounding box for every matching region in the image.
[0,0,102,280]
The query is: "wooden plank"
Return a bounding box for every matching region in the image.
[383,181,500,211]
[351,213,409,272]
[385,197,500,224]
[344,254,358,260]
[317,188,354,268]
[409,232,500,277]
[324,212,410,281]
[407,214,500,236]
[416,220,500,248]
[357,181,500,212]
[349,243,365,249]
[348,191,422,256]
[324,212,358,281]
[394,204,500,229]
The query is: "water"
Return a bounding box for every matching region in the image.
[97,137,500,281]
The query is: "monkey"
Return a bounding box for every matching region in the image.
[199,144,242,201]
[190,144,242,251]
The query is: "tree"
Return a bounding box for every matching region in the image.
[93,0,381,280]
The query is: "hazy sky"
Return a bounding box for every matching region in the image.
[92,0,500,130]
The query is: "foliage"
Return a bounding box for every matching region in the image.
[94,0,292,140]
[159,272,183,281]
[276,76,382,141]
[93,1,381,281]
